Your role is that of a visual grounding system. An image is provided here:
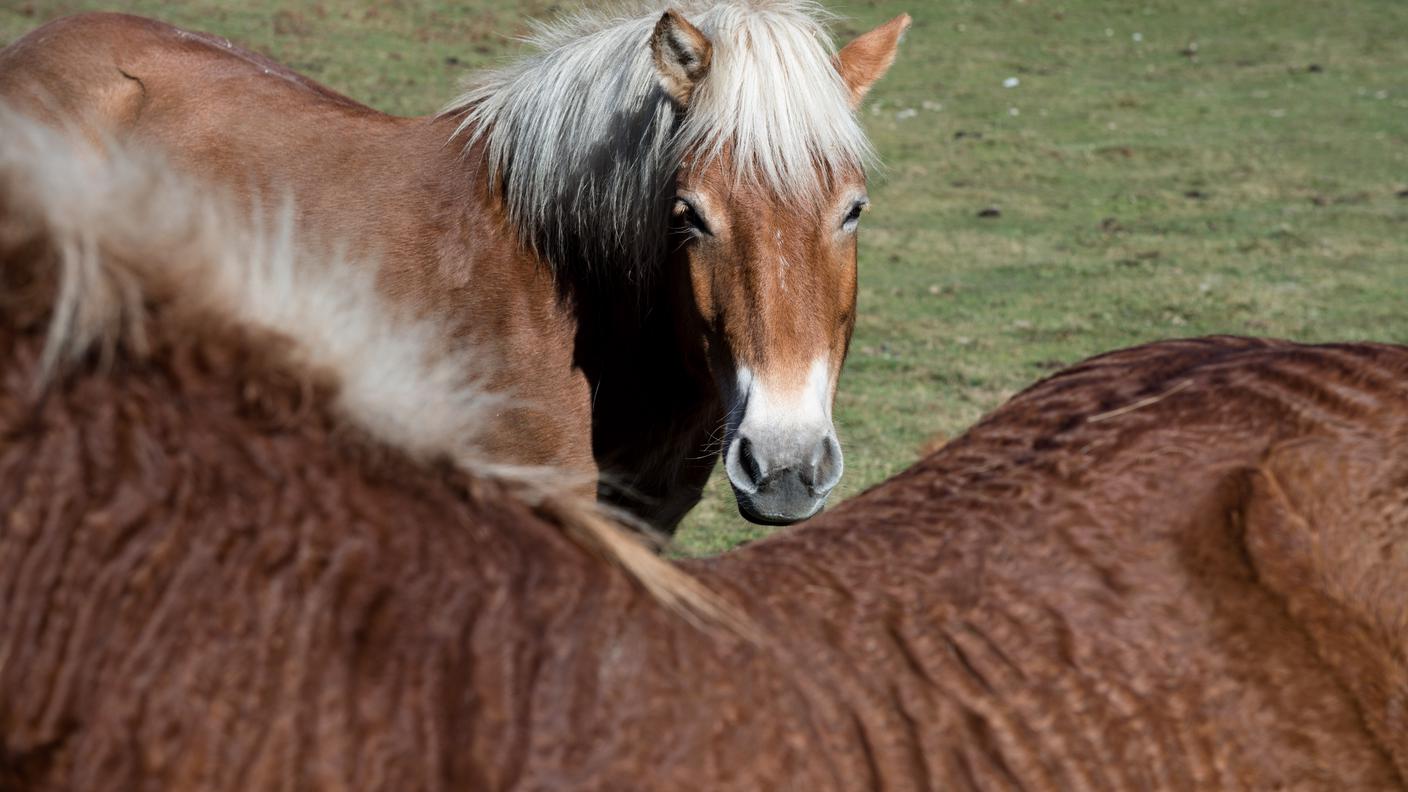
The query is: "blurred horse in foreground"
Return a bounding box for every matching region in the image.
[2,111,1404,791]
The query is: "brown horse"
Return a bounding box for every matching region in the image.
[0,1,911,529]
[4,110,1406,791]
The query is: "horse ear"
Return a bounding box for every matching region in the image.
[651,10,713,107]
[835,14,911,108]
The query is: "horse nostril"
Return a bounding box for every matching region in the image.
[813,435,844,493]
[738,436,764,486]
[799,452,819,488]
[800,466,818,488]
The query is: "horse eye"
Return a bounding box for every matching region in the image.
[842,198,869,232]
[673,197,711,236]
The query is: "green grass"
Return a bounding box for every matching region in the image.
[6,0,1407,554]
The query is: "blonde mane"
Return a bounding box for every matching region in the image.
[0,105,740,629]
[445,0,874,276]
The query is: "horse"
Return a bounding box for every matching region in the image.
[0,1,911,530]
[4,109,1406,791]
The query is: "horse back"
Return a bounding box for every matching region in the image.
[0,13,421,224]
[0,12,417,191]
[0,13,366,130]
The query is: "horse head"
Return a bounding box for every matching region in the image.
[652,10,909,525]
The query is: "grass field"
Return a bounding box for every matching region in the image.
[5,0,1406,554]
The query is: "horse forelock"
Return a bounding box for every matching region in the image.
[444,0,873,278]
[0,103,738,629]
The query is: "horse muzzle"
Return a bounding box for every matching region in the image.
[724,430,843,525]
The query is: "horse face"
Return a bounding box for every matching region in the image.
[671,160,864,524]
[653,9,908,525]
[650,9,908,526]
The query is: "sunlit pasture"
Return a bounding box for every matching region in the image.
[6,0,1405,553]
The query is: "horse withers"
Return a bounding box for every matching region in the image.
[0,1,910,529]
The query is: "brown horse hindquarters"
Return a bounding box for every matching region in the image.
[0,12,597,482]
[418,339,1408,789]
[641,340,1408,789]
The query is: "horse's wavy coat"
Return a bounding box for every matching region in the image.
[2,106,1406,788]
